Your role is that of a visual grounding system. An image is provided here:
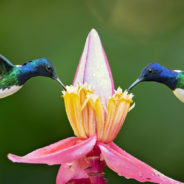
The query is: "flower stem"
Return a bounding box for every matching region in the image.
[67,146,106,184]
[86,145,106,184]
[67,178,91,184]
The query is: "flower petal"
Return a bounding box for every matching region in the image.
[56,159,89,184]
[8,136,96,165]
[73,29,114,102]
[99,143,182,184]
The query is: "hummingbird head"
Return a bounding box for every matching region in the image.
[32,58,56,78]
[128,63,178,91]
[20,58,66,90]
[139,63,164,81]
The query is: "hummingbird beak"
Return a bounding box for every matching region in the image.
[127,78,143,91]
[53,76,66,91]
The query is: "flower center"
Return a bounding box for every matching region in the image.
[63,83,134,143]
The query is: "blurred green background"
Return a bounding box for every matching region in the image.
[0,0,184,183]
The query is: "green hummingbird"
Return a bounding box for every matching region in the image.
[0,55,66,98]
[128,63,184,102]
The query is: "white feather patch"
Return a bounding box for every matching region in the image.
[173,88,184,103]
[0,85,22,98]
[174,70,182,73]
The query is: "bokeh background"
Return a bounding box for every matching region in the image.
[0,0,184,183]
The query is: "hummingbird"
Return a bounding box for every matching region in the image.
[128,63,184,102]
[0,55,66,98]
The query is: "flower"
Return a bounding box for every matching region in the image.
[8,29,182,184]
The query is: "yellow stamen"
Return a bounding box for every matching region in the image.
[63,83,134,142]
[95,98,105,140]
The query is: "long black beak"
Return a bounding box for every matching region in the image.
[127,78,143,91]
[54,77,66,91]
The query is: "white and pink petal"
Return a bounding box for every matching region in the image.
[73,29,114,102]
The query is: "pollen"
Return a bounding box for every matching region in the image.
[62,83,134,143]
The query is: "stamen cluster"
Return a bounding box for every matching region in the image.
[63,83,134,143]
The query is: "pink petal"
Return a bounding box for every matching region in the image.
[73,29,114,102]
[56,158,89,184]
[99,143,182,184]
[8,136,96,165]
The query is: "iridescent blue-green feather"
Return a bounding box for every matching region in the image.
[176,72,184,89]
[0,67,20,89]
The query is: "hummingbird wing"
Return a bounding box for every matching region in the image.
[0,55,14,72]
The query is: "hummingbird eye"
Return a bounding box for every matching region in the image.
[46,65,52,72]
[148,68,153,74]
